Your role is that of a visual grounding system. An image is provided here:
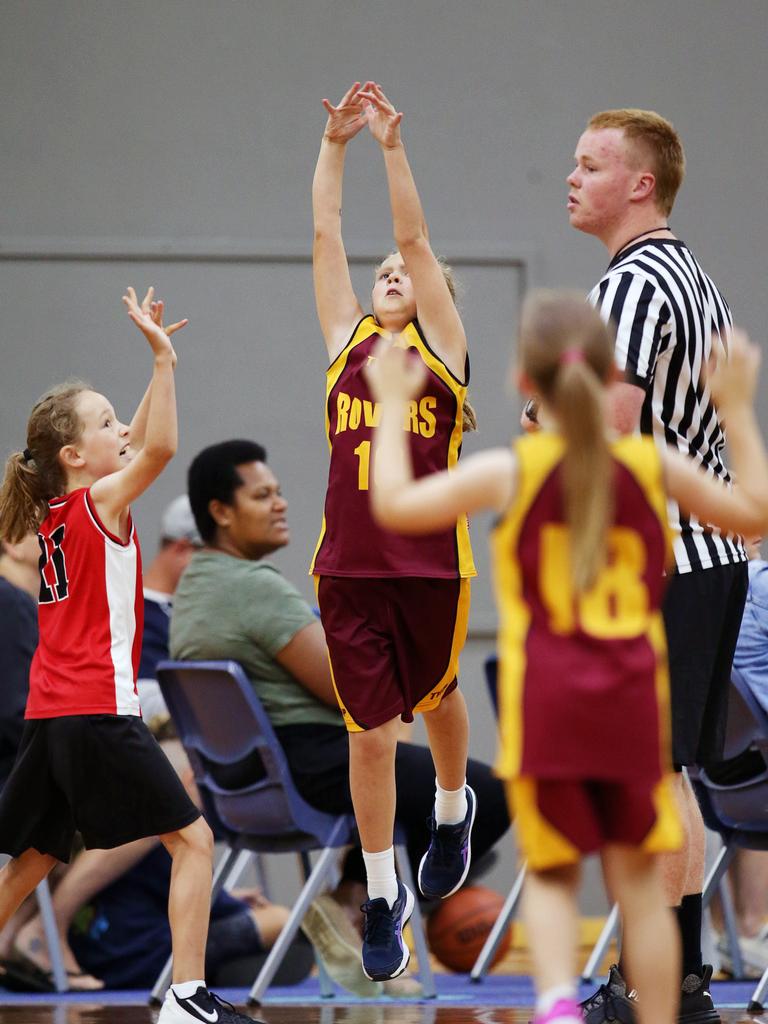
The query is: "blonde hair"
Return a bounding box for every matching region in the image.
[587,109,685,216]
[374,253,477,432]
[519,291,616,591]
[0,380,90,543]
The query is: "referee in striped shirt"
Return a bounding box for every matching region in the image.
[563,111,747,1024]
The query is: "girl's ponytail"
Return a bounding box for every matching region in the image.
[0,381,89,543]
[518,291,616,592]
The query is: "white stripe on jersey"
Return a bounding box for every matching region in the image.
[589,238,745,574]
[104,539,141,716]
[83,498,141,716]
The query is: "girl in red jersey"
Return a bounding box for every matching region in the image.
[0,290,263,1024]
[366,290,768,1024]
[311,81,477,981]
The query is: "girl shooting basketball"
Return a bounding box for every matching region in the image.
[311,81,477,982]
[366,290,768,1024]
[0,289,263,1024]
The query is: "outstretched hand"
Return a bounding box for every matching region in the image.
[365,339,426,403]
[707,327,761,411]
[358,82,403,149]
[122,286,188,366]
[322,82,367,144]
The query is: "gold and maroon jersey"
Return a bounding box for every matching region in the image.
[311,316,476,579]
[492,432,675,783]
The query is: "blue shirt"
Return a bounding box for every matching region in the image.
[732,560,768,713]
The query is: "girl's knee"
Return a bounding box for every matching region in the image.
[350,718,400,759]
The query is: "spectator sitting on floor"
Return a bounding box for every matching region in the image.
[169,439,512,996]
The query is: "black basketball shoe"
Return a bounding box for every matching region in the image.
[580,964,638,1024]
[678,964,721,1024]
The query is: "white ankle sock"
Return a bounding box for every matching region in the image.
[536,983,577,1015]
[171,980,206,999]
[362,846,398,906]
[435,780,467,826]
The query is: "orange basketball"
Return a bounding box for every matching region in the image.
[426,885,511,973]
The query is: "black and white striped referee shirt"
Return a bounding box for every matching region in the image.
[589,237,746,574]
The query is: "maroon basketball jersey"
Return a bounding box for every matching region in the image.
[311,316,476,579]
[493,433,674,782]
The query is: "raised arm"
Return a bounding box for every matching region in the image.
[366,344,514,533]
[663,328,768,537]
[90,289,181,526]
[312,83,367,359]
[126,287,188,450]
[360,83,467,381]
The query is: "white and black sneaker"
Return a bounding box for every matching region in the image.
[157,985,266,1023]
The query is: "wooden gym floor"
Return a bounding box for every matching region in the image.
[0,1005,763,1023]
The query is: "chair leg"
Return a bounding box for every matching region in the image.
[719,874,744,978]
[300,850,335,999]
[749,963,768,1014]
[581,902,620,983]
[395,844,436,998]
[254,853,271,900]
[224,849,256,891]
[470,862,526,982]
[149,843,241,1006]
[248,820,350,1006]
[701,842,736,908]
[34,879,68,993]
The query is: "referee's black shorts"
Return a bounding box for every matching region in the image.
[0,715,201,863]
[663,561,748,769]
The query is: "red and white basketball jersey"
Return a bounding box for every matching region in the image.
[27,488,143,719]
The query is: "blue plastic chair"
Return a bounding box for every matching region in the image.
[690,667,768,1012]
[149,659,435,1004]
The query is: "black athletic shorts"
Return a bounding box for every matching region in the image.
[0,715,201,863]
[663,561,748,768]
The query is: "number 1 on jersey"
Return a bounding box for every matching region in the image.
[354,440,371,491]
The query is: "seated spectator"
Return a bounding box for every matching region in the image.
[170,439,511,993]
[713,539,768,976]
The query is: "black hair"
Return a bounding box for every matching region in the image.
[187,439,268,543]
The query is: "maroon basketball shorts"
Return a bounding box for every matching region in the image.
[316,576,471,732]
[508,774,682,871]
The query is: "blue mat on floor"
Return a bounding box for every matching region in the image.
[0,977,761,1009]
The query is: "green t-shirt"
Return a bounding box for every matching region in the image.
[169,550,341,729]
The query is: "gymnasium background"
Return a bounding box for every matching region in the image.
[1,0,766,909]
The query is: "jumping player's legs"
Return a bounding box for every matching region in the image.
[348,715,401,858]
[602,844,679,1024]
[348,716,415,982]
[422,687,469,791]
[160,816,215,984]
[419,687,477,899]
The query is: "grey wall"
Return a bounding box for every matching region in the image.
[1,0,766,904]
